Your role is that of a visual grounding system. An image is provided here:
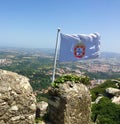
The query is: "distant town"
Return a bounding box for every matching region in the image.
[0,58,12,66]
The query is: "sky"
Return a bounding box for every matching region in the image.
[0,0,120,53]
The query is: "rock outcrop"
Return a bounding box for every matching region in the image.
[48,81,91,124]
[106,87,120,96]
[0,69,36,124]
[112,96,120,104]
[36,101,48,118]
[106,87,120,104]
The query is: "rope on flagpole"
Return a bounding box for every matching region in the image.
[52,28,60,83]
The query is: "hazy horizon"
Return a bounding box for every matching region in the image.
[0,46,120,54]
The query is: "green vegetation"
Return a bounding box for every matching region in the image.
[90,80,118,101]
[52,74,90,87]
[91,79,120,124]
[91,97,120,124]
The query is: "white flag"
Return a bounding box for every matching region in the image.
[59,33,101,62]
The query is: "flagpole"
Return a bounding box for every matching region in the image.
[52,28,60,83]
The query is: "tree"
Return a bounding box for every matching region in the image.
[91,97,120,124]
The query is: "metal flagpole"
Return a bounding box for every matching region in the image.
[52,28,60,83]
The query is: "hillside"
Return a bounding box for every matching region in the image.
[0,47,120,93]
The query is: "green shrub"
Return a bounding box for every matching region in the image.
[52,74,90,87]
[91,97,120,124]
[90,80,117,101]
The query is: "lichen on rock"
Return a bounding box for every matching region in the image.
[0,69,36,124]
[48,80,91,124]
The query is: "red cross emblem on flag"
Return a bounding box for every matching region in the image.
[74,44,85,58]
